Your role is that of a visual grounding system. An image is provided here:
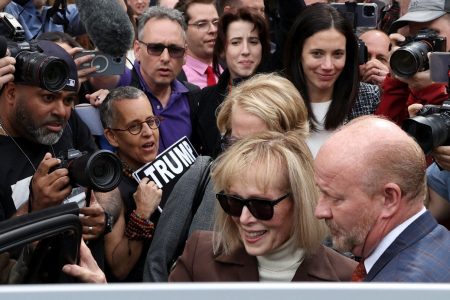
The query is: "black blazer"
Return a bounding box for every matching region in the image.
[190,70,231,158]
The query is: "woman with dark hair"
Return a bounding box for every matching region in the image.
[284,3,380,157]
[191,7,271,158]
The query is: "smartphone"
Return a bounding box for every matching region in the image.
[74,50,126,76]
[430,52,450,83]
[331,2,378,29]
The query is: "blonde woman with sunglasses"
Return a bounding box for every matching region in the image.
[169,131,356,282]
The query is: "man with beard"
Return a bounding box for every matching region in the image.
[314,115,450,282]
[0,40,120,248]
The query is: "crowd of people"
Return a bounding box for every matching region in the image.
[0,0,450,284]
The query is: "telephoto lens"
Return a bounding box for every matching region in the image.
[16,51,69,92]
[390,41,431,78]
[66,150,123,192]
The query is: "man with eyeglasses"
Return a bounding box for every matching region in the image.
[175,0,221,88]
[91,6,199,154]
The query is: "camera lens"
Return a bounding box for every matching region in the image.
[86,150,122,192]
[16,52,69,92]
[390,41,431,78]
[363,6,375,17]
[66,150,122,192]
[403,114,450,154]
[40,58,69,92]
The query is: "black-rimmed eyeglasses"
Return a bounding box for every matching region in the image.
[216,192,291,220]
[138,41,185,58]
[109,116,162,135]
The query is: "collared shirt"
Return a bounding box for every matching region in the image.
[5,2,84,41]
[118,62,192,154]
[364,207,427,273]
[182,55,221,89]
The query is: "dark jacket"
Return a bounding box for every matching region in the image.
[190,70,231,158]
[169,230,357,282]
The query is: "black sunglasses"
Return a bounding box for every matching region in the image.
[216,192,290,220]
[138,41,185,58]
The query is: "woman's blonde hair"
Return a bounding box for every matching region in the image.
[211,131,328,256]
[216,73,309,137]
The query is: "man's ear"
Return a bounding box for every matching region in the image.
[380,182,402,218]
[133,39,141,62]
[3,82,16,105]
[104,128,119,148]
[183,43,187,66]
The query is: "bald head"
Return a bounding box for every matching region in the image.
[317,116,426,201]
[319,116,411,160]
[359,29,391,66]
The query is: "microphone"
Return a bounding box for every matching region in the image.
[75,0,135,57]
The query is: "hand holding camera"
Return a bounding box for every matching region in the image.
[68,47,97,85]
[0,56,15,89]
[389,29,446,89]
[360,58,389,86]
[30,153,72,212]
[79,194,106,241]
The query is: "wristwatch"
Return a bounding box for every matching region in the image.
[104,211,114,235]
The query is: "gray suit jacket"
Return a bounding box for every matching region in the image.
[143,156,215,282]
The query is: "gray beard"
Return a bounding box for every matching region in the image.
[15,105,64,145]
[31,127,64,145]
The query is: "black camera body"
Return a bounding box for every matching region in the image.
[358,39,368,65]
[53,149,122,193]
[390,29,446,78]
[0,12,70,92]
[402,101,450,154]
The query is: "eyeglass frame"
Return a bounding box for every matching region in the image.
[187,19,219,32]
[216,192,291,220]
[109,116,163,135]
[138,40,186,58]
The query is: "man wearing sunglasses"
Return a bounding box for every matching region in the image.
[314,116,450,282]
[91,6,199,154]
[175,0,221,89]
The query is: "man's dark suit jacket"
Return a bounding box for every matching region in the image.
[169,230,357,282]
[366,211,450,282]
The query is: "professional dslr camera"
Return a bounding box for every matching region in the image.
[402,101,450,154]
[52,149,123,192]
[390,29,446,78]
[0,12,70,92]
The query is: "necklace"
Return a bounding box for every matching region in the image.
[117,153,135,179]
[0,118,56,172]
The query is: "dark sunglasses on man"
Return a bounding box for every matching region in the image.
[138,41,186,58]
[216,192,290,220]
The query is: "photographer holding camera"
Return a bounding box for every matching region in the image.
[406,103,450,229]
[375,0,450,125]
[0,39,121,254]
[1,0,84,41]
